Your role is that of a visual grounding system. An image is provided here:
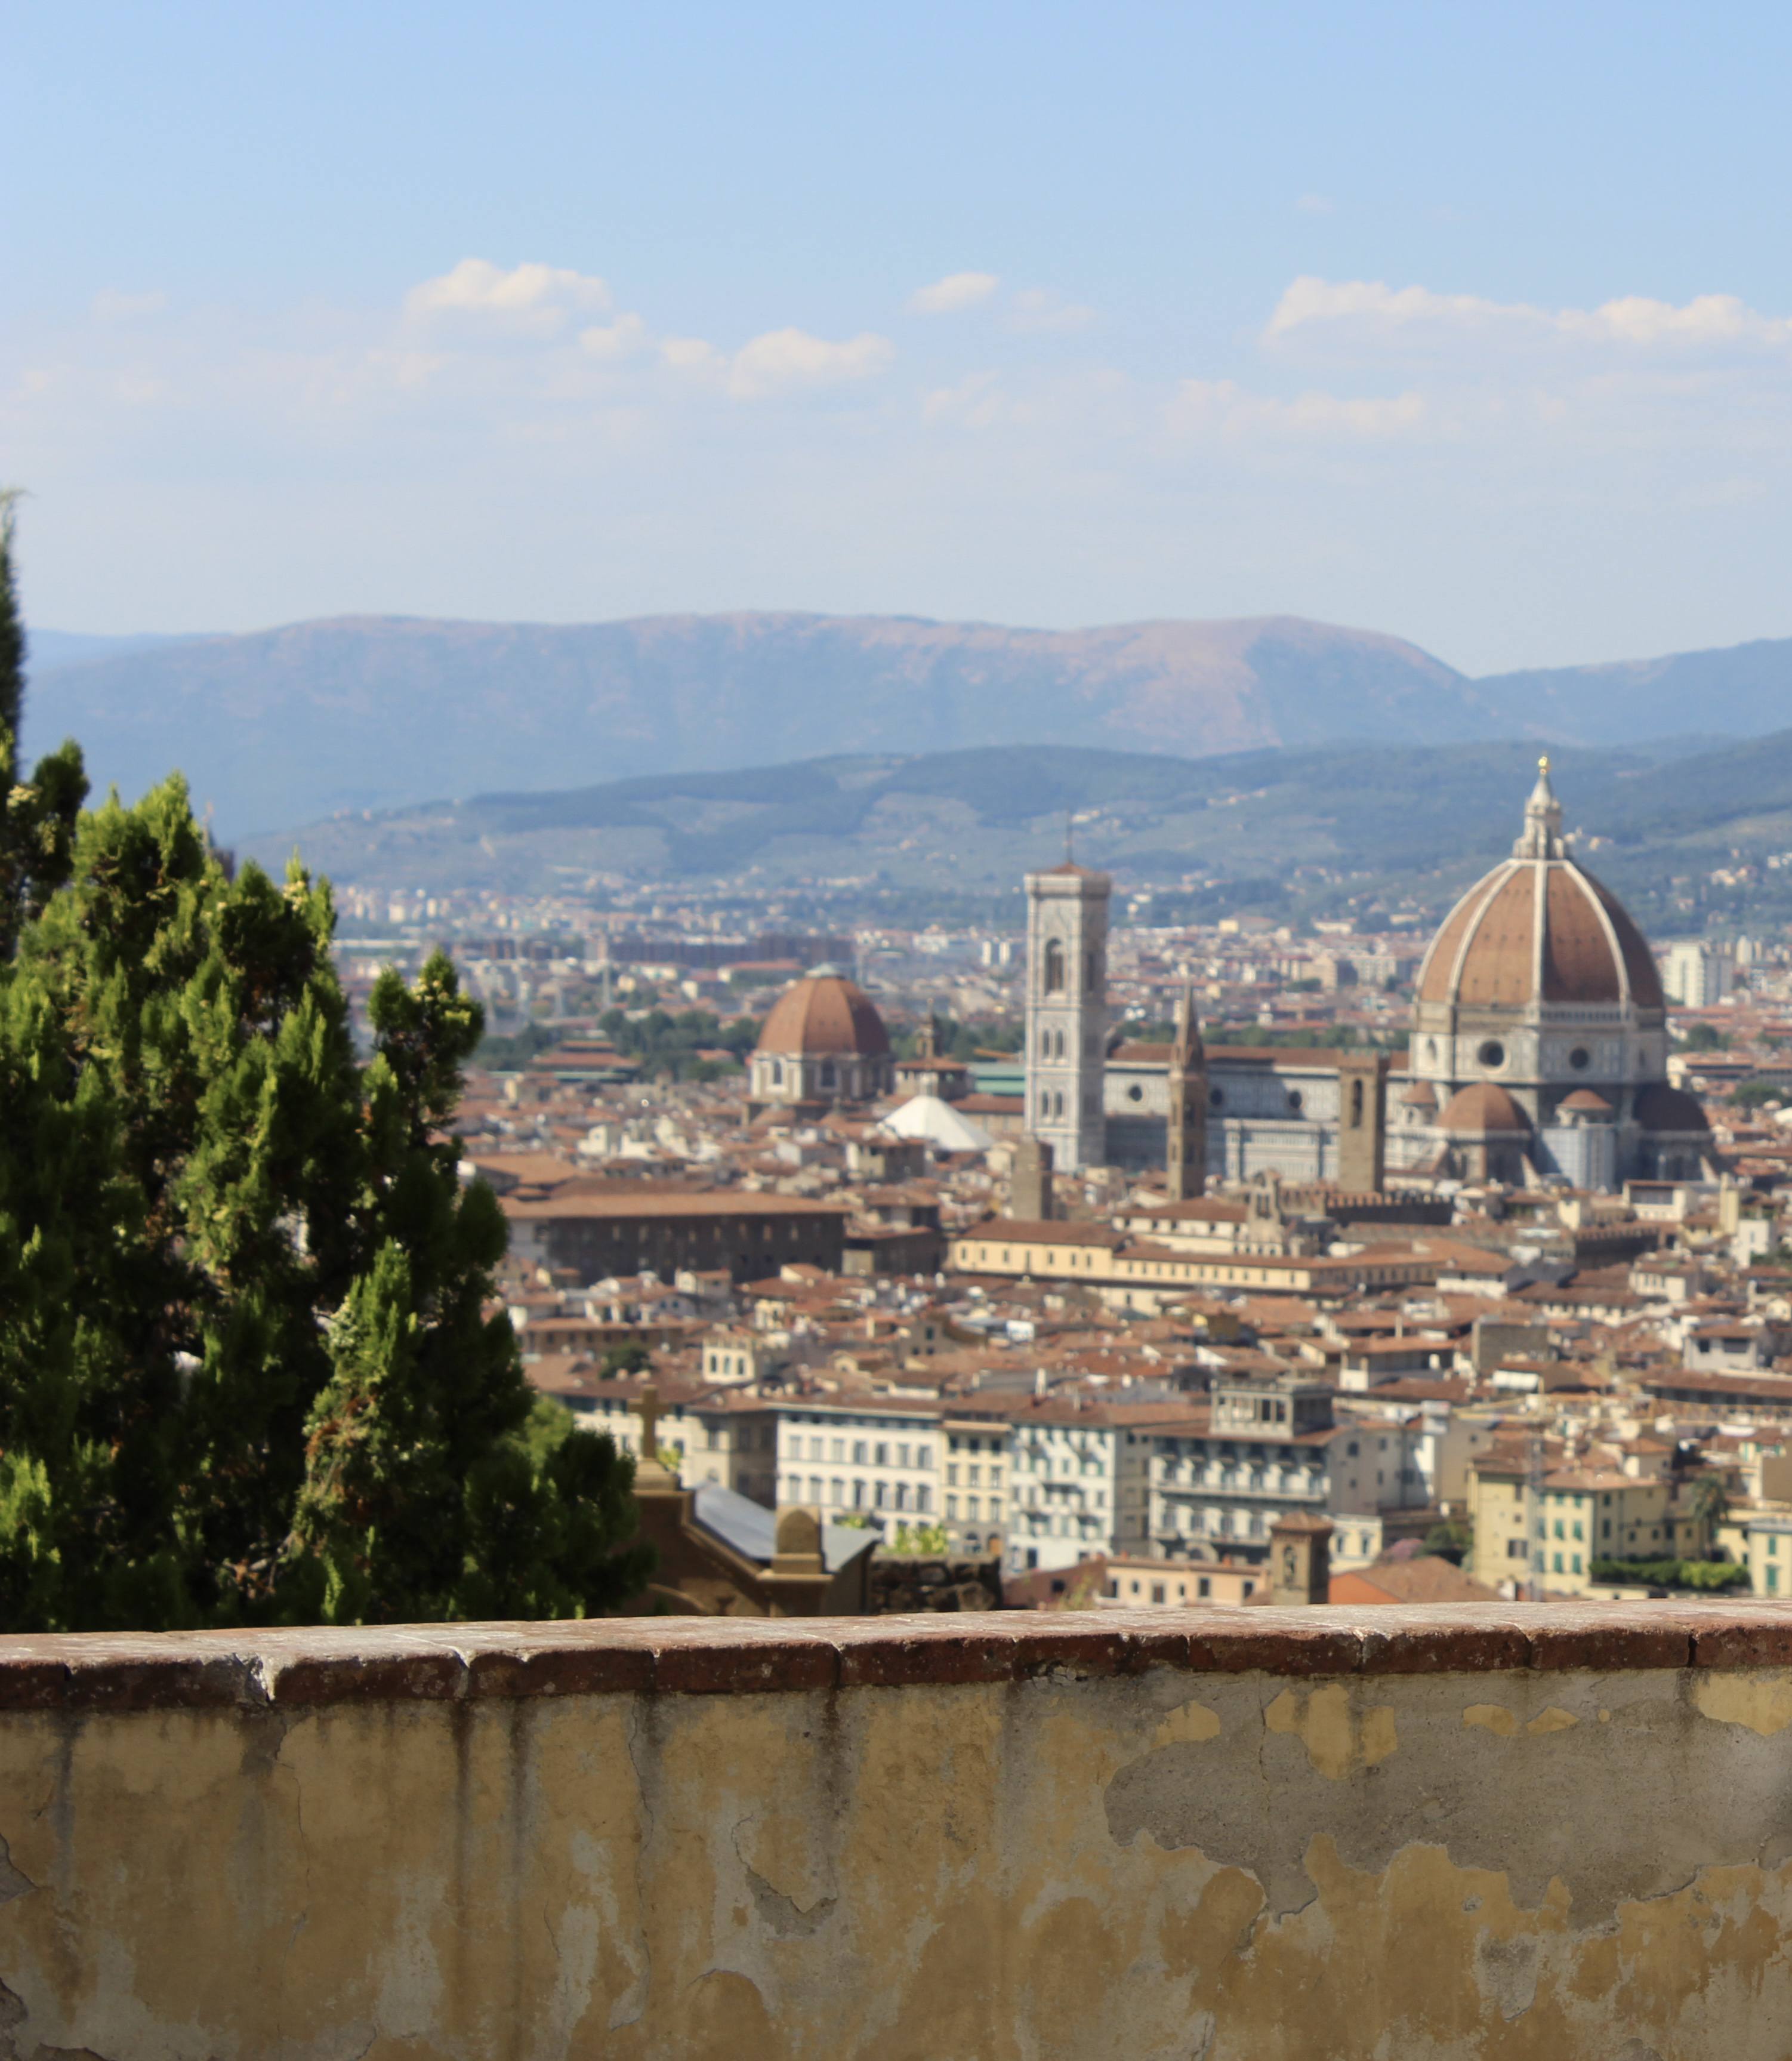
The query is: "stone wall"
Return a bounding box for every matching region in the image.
[2,1604,1792,2055]
[866,1551,1003,1612]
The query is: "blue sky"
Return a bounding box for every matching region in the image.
[5,0,1792,671]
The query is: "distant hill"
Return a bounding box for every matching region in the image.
[24,612,1488,836]
[244,734,1791,926]
[1481,639,1792,744]
[26,608,1792,845]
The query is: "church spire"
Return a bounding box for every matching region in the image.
[1513,753,1566,859]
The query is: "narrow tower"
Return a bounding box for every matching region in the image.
[1023,862,1111,1172]
[1165,983,1207,1200]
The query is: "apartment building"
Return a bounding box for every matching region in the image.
[1137,1373,1429,1563]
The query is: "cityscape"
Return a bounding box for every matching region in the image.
[13,2,1792,2053]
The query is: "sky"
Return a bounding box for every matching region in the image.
[5,0,1792,673]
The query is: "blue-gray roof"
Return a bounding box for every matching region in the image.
[692,1482,878,1575]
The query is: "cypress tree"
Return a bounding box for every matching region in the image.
[0,753,648,1628]
[0,494,85,956]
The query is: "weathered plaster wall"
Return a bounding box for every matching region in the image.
[0,1604,1790,2059]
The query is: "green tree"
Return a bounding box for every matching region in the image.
[0,765,650,1631]
[0,494,85,958]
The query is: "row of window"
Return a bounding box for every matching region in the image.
[783,1476,934,1512]
[786,1435,933,1468]
[943,1495,1000,1521]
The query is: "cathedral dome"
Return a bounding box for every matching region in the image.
[1632,1082,1710,1133]
[1415,760,1664,1012]
[1438,1082,1531,1134]
[755,972,890,1059]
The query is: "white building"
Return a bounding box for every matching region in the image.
[1138,1375,1429,1561]
[1661,941,1735,1009]
[772,1398,940,1521]
[1003,1400,1165,1573]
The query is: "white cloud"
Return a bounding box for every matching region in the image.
[663,327,895,401]
[1008,288,1095,334]
[908,272,999,315]
[91,289,168,323]
[579,313,650,362]
[1168,377,1427,442]
[1267,275,1792,353]
[405,259,613,335]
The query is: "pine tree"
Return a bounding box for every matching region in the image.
[0,773,649,1629]
[0,494,85,956]
[286,957,648,1622]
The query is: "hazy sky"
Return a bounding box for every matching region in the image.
[7,0,1792,672]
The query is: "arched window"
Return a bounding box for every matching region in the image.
[1054,1029,1065,1059]
[1351,1079,1365,1125]
[1044,939,1065,993]
[1053,1090,1064,1119]
[819,1059,836,1089]
[771,1059,784,1086]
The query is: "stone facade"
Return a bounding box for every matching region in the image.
[1023,864,1111,1172]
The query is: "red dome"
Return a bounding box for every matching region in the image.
[1417,859,1663,1011]
[755,975,890,1058]
[1438,1082,1532,1135]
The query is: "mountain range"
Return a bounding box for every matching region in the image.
[23,609,1792,839]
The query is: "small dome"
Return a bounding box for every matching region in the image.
[1399,1081,1439,1108]
[1633,1082,1710,1133]
[1557,1089,1614,1116]
[1438,1082,1532,1135]
[755,974,890,1058]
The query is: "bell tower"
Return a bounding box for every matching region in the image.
[1024,863,1111,1172]
[1165,984,1207,1200]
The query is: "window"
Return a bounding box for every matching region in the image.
[1044,939,1065,993]
[1478,1040,1506,1068]
[947,1464,960,1487]
[1772,1566,1782,1594]
[1569,1046,1590,1071]
[1350,1078,1365,1125]
[852,1440,867,1465]
[964,1495,976,1519]
[897,1444,910,1469]
[829,1480,843,1506]
[1553,1552,1563,1573]
[1572,1555,1582,1575]
[875,1481,890,1509]
[1197,1576,1211,1599]
[1151,1583,1166,1604]
[853,1480,866,1508]
[946,1495,959,1518]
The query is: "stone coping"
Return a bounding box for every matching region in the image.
[0,1602,1789,1711]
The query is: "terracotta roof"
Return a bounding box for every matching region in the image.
[755,975,890,1059]
[1558,1088,1615,1114]
[1437,1082,1532,1135]
[1416,844,1664,1013]
[1331,1558,1500,1606]
[1634,1082,1712,1134]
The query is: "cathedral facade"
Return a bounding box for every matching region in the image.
[1022,762,1710,1194]
[1389,760,1710,1185]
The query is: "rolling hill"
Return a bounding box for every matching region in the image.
[241,731,1792,931]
